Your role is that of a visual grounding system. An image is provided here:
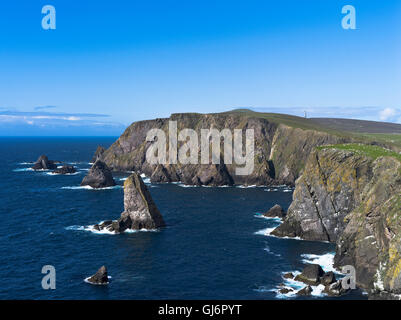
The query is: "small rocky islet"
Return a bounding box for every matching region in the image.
[80,160,116,188]
[31,155,76,175]
[86,266,109,285]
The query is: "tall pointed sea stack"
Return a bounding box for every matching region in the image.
[94,172,165,233]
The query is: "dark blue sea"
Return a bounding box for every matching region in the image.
[0,137,366,299]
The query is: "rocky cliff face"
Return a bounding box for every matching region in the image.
[272,146,401,298]
[98,113,347,186]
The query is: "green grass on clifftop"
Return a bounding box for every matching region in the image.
[317,143,401,162]
[224,109,401,150]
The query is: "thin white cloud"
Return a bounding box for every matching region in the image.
[251,106,401,123]
[379,108,398,121]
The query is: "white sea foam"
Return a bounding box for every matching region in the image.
[18,162,34,165]
[236,185,257,188]
[254,227,302,240]
[269,270,328,299]
[301,252,339,273]
[66,223,158,235]
[45,171,80,176]
[13,168,34,172]
[66,225,116,235]
[254,214,282,222]
[84,275,112,285]
[254,227,277,236]
[61,185,122,190]
[264,246,281,257]
[177,184,198,188]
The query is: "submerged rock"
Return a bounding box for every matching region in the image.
[283,272,294,279]
[53,165,76,175]
[86,266,109,285]
[32,155,57,170]
[279,287,293,294]
[81,160,116,189]
[297,285,312,296]
[98,173,165,233]
[324,280,349,296]
[263,204,286,218]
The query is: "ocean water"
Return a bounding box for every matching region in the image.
[0,137,366,299]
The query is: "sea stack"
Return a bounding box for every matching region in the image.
[91,146,105,163]
[81,160,116,189]
[114,172,165,232]
[96,172,165,233]
[32,155,57,170]
[86,266,109,285]
[263,204,286,218]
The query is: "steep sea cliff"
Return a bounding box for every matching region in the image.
[273,145,401,298]
[99,112,349,186]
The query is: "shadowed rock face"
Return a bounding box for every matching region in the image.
[32,155,57,170]
[263,204,286,218]
[53,166,76,175]
[86,266,108,285]
[81,160,116,189]
[294,264,324,285]
[91,146,105,163]
[272,149,373,242]
[272,147,401,298]
[114,173,165,232]
[95,173,165,233]
[96,113,348,186]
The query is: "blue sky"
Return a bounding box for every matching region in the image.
[0,0,400,135]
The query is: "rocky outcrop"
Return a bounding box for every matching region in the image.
[294,264,324,285]
[272,148,374,242]
[263,204,286,218]
[281,265,346,297]
[32,155,57,170]
[297,285,313,296]
[53,165,76,175]
[81,160,116,189]
[97,112,349,186]
[91,146,105,163]
[272,146,401,298]
[86,266,109,285]
[95,173,165,233]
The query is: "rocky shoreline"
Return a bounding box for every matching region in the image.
[86,112,401,299]
[269,147,401,299]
